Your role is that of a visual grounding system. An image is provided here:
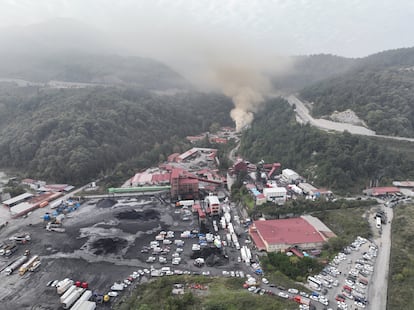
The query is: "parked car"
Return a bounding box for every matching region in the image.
[278,292,289,299]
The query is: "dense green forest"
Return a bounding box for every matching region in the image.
[0,84,233,184]
[300,47,414,137]
[239,98,414,193]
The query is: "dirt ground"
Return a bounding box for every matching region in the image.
[0,195,242,309]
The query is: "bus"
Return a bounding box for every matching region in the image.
[307,276,322,291]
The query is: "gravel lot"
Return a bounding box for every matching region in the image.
[0,196,244,309]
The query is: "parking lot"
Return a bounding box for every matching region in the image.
[0,195,248,309]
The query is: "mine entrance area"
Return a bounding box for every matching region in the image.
[116,209,160,221]
[91,237,128,255]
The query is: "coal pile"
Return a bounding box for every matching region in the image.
[191,246,228,267]
[116,209,160,221]
[91,237,127,255]
[96,198,117,208]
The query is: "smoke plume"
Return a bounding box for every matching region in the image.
[213,64,271,131]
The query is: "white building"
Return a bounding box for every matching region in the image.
[263,187,287,205]
[282,169,300,183]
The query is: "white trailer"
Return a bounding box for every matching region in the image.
[228,223,234,235]
[19,255,39,275]
[62,288,84,309]
[57,279,74,294]
[226,233,232,245]
[50,199,63,209]
[224,212,231,224]
[61,285,77,303]
[231,233,238,244]
[220,217,226,229]
[75,301,96,310]
[5,255,28,275]
[70,290,92,310]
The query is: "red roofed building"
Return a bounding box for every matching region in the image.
[363,186,400,196]
[249,216,333,252]
[167,153,180,163]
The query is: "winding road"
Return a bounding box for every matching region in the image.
[286,95,414,142]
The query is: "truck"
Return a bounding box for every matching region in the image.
[293,295,311,305]
[57,278,74,294]
[61,287,84,309]
[19,255,39,275]
[60,285,76,303]
[75,301,96,310]
[29,260,41,272]
[5,255,29,275]
[0,243,17,256]
[70,290,92,310]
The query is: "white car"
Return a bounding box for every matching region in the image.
[108,291,118,297]
[202,271,210,276]
[355,301,366,308]
[278,292,289,299]
[248,286,256,292]
[288,288,298,294]
[143,268,150,274]
[262,278,269,284]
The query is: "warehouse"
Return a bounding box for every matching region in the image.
[249,215,335,252]
[263,187,287,205]
[2,193,33,208]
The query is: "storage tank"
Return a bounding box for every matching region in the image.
[70,290,92,310]
[5,255,28,275]
[62,288,84,309]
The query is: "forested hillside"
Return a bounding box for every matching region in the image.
[239,98,414,192]
[271,54,356,91]
[0,53,190,90]
[300,47,414,137]
[0,84,233,184]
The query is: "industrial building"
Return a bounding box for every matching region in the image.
[249,215,335,252]
[263,187,287,205]
[282,169,300,183]
[123,147,224,201]
[363,186,401,197]
[2,192,33,208]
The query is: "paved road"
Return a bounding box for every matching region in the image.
[368,205,393,310]
[286,95,414,143]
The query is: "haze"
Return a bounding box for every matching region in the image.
[1,0,414,129]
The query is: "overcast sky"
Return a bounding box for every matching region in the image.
[0,0,414,56]
[2,0,414,58]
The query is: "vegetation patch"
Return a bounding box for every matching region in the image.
[261,252,323,283]
[116,276,297,310]
[239,98,414,193]
[388,204,414,310]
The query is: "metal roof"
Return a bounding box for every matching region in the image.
[2,193,33,206]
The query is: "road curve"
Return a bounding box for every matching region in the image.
[286,95,414,142]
